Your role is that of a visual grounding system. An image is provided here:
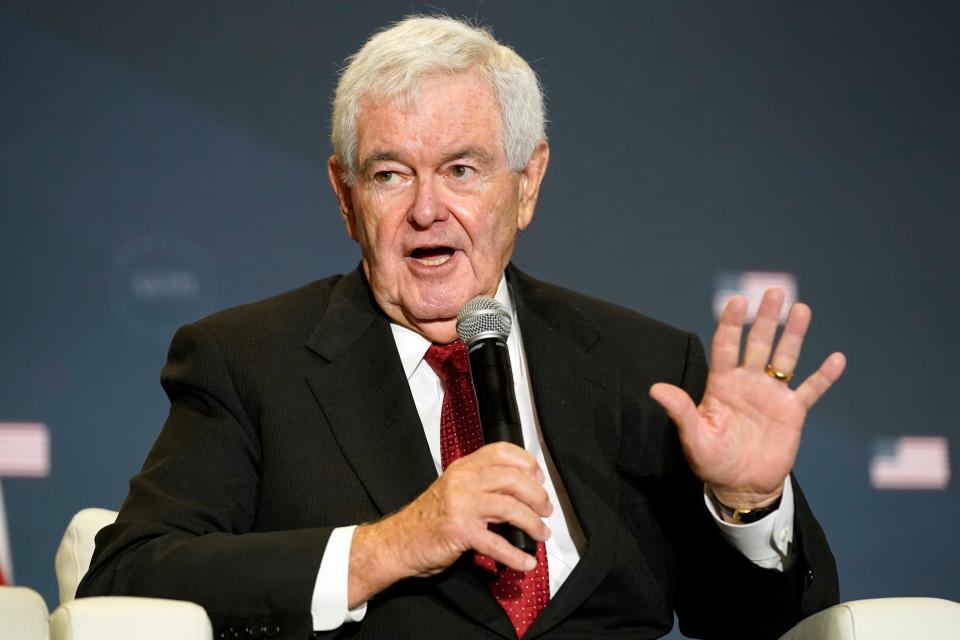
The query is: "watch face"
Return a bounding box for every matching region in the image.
[709,488,781,524]
[732,508,759,525]
[733,497,783,524]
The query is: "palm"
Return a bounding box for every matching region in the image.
[650,289,846,507]
[691,366,809,498]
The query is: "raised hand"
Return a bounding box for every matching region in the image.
[649,288,846,509]
[347,442,552,608]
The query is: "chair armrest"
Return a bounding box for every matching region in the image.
[779,597,960,640]
[50,596,212,640]
[0,586,50,640]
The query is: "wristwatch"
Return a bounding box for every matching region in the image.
[709,488,782,524]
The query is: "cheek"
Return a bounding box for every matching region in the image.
[351,212,377,251]
[352,196,398,259]
[458,186,518,246]
[485,195,520,250]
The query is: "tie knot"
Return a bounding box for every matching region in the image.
[424,340,471,383]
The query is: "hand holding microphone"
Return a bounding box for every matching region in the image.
[457,297,539,556]
[348,298,548,603]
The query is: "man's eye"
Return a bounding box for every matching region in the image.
[450,165,475,181]
[373,171,399,185]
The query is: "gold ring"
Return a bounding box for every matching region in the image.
[766,364,794,383]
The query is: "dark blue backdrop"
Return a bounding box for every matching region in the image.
[2,2,957,636]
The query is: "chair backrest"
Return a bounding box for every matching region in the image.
[779,597,960,639]
[0,585,50,640]
[54,508,118,605]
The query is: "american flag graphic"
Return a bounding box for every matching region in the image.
[870,436,951,490]
[0,422,50,477]
[0,422,52,585]
[713,271,798,323]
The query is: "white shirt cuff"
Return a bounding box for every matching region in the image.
[703,476,796,571]
[311,525,368,631]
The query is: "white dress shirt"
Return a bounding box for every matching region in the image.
[310,276,795,631]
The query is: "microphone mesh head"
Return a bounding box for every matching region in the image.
[456,297,512,345]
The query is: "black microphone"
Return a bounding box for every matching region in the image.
[456,297,538,556]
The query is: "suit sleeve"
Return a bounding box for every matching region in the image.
[77,321,330,636]
[669,333,840,640]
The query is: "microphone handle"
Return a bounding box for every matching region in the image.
[467,338,539,556]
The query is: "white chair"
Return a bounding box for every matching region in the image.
[0,585,50,640]
[778,597,960,640]
[51,508,213,640]
[50,596,212,640]
[54,508,117,604]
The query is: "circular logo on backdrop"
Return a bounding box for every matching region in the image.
[110,234,220,340]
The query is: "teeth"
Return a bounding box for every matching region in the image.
[418,254,451,266]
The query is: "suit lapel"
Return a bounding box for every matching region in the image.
[303,269,516,638]
[304,269,437,517]
[509,267,622,638]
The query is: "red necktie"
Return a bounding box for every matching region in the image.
[424,341,550,638]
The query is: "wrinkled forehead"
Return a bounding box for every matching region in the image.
[355,69,506,161]
[362,63,498,113]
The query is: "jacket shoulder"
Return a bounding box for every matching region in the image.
[511,268,695,347]
[161,274,347,376]
[510,268,705,392]
[191,274,343,341]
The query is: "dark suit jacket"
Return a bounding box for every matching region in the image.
[79,266,839,639]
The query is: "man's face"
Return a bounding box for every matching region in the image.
[328,68,548,343]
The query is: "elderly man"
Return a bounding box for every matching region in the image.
[80,16,846,640]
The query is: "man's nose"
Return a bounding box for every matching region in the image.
[408,176,450,228]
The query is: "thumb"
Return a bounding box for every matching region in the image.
[649,383,698,431]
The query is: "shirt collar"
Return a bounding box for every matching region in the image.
[390,275,513,380]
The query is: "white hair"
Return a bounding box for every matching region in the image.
[331,16,547,184]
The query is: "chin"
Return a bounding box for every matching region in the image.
[408,285,474,320]
[406,299,461,323]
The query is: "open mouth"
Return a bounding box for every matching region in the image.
[410,246,455,266]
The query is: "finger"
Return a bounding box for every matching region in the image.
[474,466,553,517]
[711,295,748,373]
[466,442,544,483]
[769,303,812,376]
[649,383,699,432]
[476,493,551,542]
[795,352,847,409]
[472,528,538,573]
[742,288,786,370]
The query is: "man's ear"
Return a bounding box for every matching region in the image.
[327,155,358,241]
[516,142,549,231]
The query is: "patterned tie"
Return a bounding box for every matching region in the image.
[424,341,550,638]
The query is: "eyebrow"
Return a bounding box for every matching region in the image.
[359,152,403,176]
[358,146,496,176]
[439,146,496,167]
